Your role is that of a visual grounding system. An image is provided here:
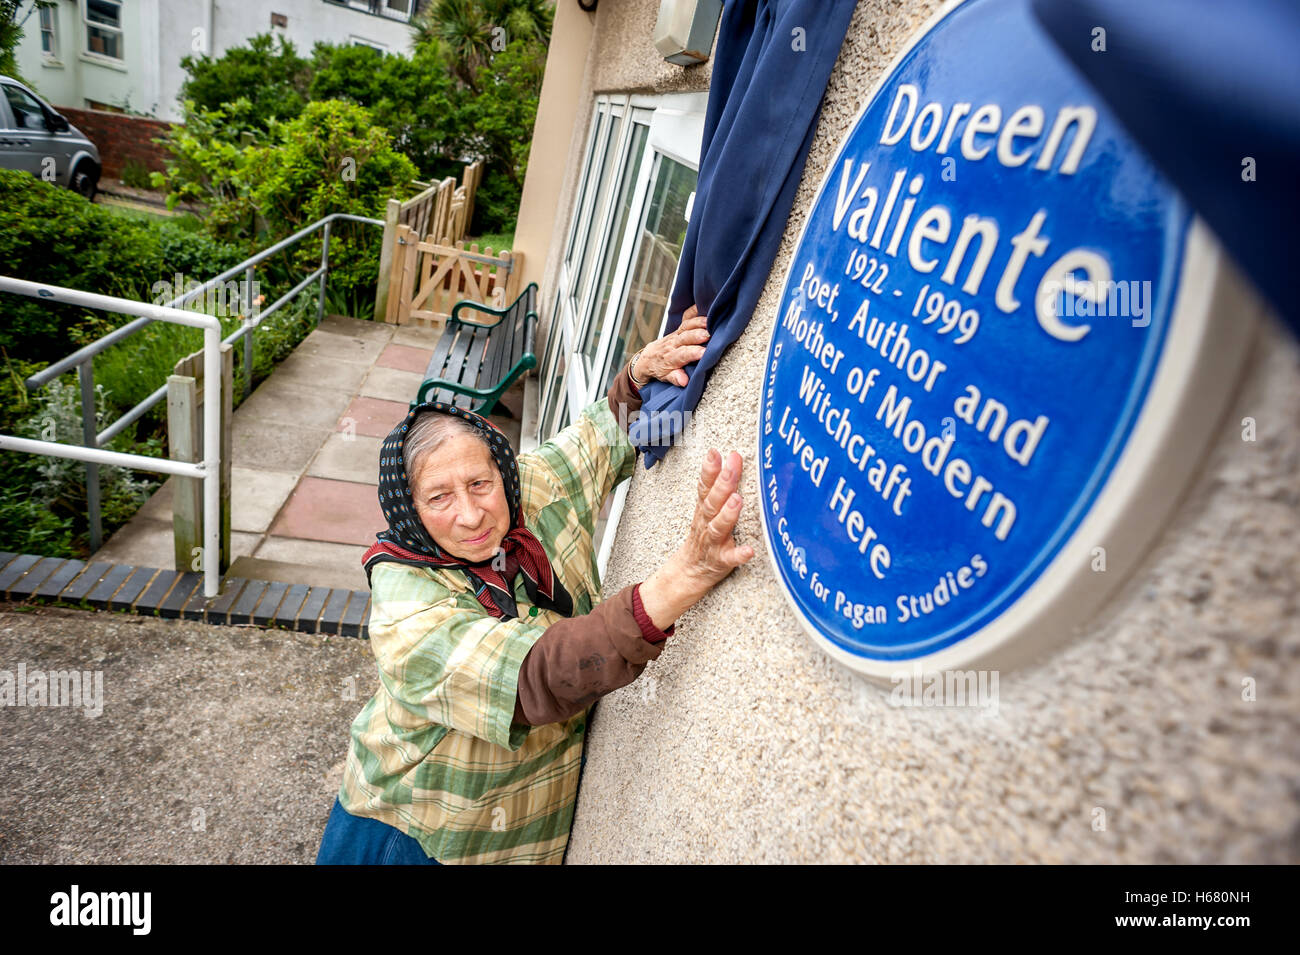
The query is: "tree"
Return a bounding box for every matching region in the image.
[308,41,460,178]
[178,33,310,130]
[1,1,51,82]
[413,0,552,92]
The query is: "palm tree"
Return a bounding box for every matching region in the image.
[413,0,552,90]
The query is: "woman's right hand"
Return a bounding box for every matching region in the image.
[638,448,755,631]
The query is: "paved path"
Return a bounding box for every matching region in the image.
[0,603,375,863]
[93,314,525,592]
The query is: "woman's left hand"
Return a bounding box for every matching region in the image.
[632,304,710,388]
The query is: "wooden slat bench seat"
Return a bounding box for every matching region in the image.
[414,282,538,416]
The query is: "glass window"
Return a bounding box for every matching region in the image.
[3,85,50,131]
[565,111,606,264]
[85,0,124,60]
[595,155,697,397]
[40,6,58,58]
[571,112,623,309]
[580,122,649,373]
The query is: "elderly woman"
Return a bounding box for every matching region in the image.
[315,306,753,865]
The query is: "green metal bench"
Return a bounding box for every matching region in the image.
[413,282,538,416]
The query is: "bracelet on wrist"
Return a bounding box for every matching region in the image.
[628,350,648,387]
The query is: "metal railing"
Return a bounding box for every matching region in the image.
[0,212,383,589]
[0,278,223,598]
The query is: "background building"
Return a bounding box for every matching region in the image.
[14,0,420,122]
[513,0,1299,863]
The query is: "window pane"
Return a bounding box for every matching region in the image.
[87,0,121,27]
[3,86,49,130]
[597,155,698,396]
[571,113,623,304]
[580,122,649,371]
[40,8,56,55]
[565,110,606,264]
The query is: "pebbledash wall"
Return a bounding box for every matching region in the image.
[557,0,1300,864]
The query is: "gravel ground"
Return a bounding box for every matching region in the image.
[0,603,378,864]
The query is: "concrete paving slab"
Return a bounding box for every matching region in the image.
[306,433,383,485]
[377,343,435,374]
[268,477,386,546]
[360,366,424,403]
[92,518,259,569]
[0,603,376,863]
[231,467,299,533]
[320,313,394,341]
[337,396,409,438]
[254,537,371,591]
[231,420,329,472]
[390,323,445,348]
[134,477,174,523]
[231,554,369,594]
[269,351,370,393]
[293,327,389,366]
[92,519,175,568]
[234,377,354,430]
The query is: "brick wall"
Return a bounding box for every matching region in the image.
[54,107,175,179]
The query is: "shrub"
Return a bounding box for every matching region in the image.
[0,169,244,364]
[178,33,310,131]
[120,159,155,191]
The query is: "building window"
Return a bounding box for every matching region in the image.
[40,5,59,59]
[537,92,707,571]
[331,0,416,22]
[84,0,124,60]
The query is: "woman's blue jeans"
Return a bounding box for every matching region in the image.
[315,797,442,866]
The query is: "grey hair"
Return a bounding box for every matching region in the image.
[404,410,493,500]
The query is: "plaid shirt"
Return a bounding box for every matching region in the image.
[338,396,637,864]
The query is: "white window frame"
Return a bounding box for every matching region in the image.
[40,5,60,61]
[538,91,707,576]
[82,0,124,63]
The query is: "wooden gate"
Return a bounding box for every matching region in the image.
[383,225,525,327]
[373,160,483,322]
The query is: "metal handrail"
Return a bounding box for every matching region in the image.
[4,211,383,557]
[0,277,223,599]
[26,212,383,388]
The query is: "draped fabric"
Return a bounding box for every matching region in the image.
[361,400,574,621]
[629,0,860,466]
[1030,0,1300,337]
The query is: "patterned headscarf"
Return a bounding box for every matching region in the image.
[361,400,574,621]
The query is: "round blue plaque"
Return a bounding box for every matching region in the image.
[757,0,1259,677]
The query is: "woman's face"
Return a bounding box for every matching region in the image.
[410,432,511,563]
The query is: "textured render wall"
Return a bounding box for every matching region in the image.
[536,0,713,340]
[566,0,1300,864]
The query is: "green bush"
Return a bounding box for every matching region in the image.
[307,42,460,180]
[0,169,245,364]
[120,159,155,191]
[178,33,310,131]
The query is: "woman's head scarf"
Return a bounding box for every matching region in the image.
[361,400,573,621]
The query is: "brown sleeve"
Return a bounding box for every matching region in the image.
[512,583,674,726]
[606,361,643,436]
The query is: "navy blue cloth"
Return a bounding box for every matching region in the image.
[1030,0,1300,337]
[630,0,860,466]
[315,797,443,866]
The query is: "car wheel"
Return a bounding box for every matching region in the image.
[71,164,99,202]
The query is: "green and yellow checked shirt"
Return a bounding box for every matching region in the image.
[338,396,637,865]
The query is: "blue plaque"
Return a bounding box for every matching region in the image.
[757,0,1259,677]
